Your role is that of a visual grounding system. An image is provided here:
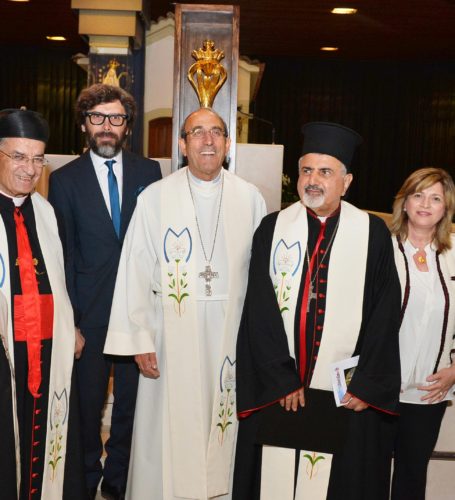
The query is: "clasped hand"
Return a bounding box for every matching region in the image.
[418,365,455,404]
[135,352,160,379]
[279,388,368,412]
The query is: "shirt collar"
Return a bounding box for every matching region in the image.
[404,238,436,254]
[306,204,341,221]
[90,149,123,173]
[0,189,29,207]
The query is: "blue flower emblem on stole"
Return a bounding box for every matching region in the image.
[164,227,192,316]
[0,254,5,288]
[49,389,68,479]
[272,239,302,314]
[217,356,236,445]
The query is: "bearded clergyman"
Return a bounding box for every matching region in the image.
[233,122,402,500]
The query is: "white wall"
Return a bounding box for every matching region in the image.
[144,32,174,114]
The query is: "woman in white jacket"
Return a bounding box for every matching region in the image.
[390,167,455,500]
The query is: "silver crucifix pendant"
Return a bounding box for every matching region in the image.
[307,282,317,313]
[199,264,219,296]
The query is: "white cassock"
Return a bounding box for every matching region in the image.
[105,167,266,500]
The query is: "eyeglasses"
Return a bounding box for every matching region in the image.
[83,111,129,127]
[184,126,226,140]
[0,149,48,168]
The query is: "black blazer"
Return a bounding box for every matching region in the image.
[48,150,162,329]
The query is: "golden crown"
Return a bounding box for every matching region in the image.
[191,40,225,62]
[107,59,120,70]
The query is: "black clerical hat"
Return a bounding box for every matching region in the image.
[301,121,362,169]
[0,108,49,143]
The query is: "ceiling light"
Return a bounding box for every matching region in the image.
[320,47,339,52]
[8,1,30,2]
[331,8,358,15]
[46,36,67,42]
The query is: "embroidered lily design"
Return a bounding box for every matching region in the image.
[217,356,236,445]
[48,389,68,480]
[272,239,301,314]
[164,228,192,316]
[303,451,325,479]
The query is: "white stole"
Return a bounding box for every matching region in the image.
[0,193,75,500]
[270,201,369,389]
[261,446,332,500]
[160,168,253,498]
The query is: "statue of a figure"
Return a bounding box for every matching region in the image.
[187,40,227,108]
[102,59,128,88]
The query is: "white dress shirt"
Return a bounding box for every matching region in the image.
[400,239,446,404]
[90,150,123,216]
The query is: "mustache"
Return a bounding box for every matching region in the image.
[94,131,118,140]
[304,184,324,194]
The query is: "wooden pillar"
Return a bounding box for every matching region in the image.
[172,4,240,171]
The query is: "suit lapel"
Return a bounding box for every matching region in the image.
[120,150,138,240]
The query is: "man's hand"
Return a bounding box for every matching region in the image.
[135,352,160,379]
[74,327,85,359]
[418,365,455,404]
[280,387,305,411]
[341,392,368,412]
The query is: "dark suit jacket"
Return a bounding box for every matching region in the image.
[48,150,162,330]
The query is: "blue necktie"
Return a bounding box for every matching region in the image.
[105,160,121,237]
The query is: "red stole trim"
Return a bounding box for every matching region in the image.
[299,221,326,382]
[237,394,287,419]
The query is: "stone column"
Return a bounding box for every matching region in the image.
[71,0,151,152]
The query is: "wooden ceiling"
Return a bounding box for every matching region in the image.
[2,0,455,60]
[1,0,85,51]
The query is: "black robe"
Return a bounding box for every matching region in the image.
[0,331,16,499]
[0,194,85,500]
[233,207,401,500]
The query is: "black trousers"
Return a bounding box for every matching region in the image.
[391,401,447,500]
[76,326,139,490]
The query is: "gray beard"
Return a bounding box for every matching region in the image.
[302,192,325,209]
[93,143,118,158]
[88,133,126,159]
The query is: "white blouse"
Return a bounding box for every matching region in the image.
[399,240,447,404]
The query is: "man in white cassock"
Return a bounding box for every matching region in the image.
[104,107,266,500]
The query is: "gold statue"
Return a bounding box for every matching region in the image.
[187,40,227,108]
[102,59,128,87]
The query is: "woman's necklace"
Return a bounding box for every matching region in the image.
[414,249,427,264]
[408,238,431,271]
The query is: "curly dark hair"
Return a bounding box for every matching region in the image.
[75,84,136,128]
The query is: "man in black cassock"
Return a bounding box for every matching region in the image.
[233,122,401,500]
[0,109,84,499]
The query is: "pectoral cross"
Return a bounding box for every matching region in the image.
[307,282,317,313]
[199,264,219,296]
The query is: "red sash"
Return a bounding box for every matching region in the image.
[13,207,53,398]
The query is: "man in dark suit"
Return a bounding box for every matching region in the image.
[48,84,161,500]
